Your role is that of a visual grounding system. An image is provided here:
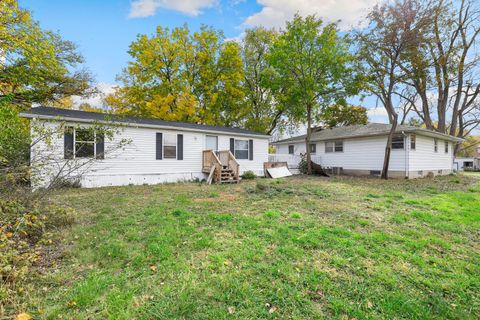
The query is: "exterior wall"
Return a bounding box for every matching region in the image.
[31,120,269,188]
[276,135,407,173]
[275,133,456,179]
[453,158,475,171]
[407,134,454,177]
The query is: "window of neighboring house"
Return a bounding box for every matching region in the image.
[234,139,249,159]
[410,134,416,150]
[75,129,95,158]
[325,141,343,153]
[434,139,438,152]
[391,135,404,149]
[288,145,294,154]
[309,143,316,153]
[444,141,449,153]
[163,133,177,159]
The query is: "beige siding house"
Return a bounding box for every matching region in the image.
[272,124,462,178]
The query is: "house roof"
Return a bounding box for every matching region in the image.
[20,107,270,138]
[272,123,463,144]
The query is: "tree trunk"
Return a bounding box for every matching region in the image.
[381,114,398,180]
[306,105,312,175]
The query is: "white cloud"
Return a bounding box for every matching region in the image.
[128,0,218,18]
[242,0,381,31]
[72,82,116,109]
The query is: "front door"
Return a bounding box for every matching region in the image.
[206,135,218,153]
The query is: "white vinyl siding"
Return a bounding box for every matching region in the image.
[409,135,453,172]
[30,120,269,188]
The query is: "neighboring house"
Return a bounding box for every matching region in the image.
[20,107,269,188]
[272,123,462,178]
[454,146,480,171]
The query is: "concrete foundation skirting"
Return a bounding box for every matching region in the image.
[326,168,453,179]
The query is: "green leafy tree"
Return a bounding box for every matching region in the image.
[268,14,361,174]
[240,27,285,135]
[0,0,94,110]
[322,104,368,128]
[105,24,244,126]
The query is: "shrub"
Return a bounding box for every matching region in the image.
[298,154,308,174]
[0,198,75,313]
[241,170,257,180]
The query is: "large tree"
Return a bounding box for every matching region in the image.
[268,14,360,174]
[105,24,244,126]
[321,104,368,128]
[239,27,286,135]
[0,0,94,110]
[358,0,427,179]
[391,0,480,153]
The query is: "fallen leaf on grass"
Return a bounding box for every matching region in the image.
[228,306,236,314]
[16,313,32,320]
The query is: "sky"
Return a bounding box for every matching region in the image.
[19,0,388,123]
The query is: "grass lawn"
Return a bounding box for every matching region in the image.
[20,175,480,319]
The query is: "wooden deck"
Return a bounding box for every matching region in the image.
[202,150,240,184]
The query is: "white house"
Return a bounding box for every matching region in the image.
[272,123,462,178]
[454,146,480,171]
[20,107,270,188]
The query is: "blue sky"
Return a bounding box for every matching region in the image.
[19,0,387,122]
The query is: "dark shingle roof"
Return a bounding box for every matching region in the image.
[273,123,462,143]
[20,107,269,137]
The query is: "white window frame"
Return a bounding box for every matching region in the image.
[74,128,96,159]
[234,139,249,160]
[444,141,449,154]
[325,140,343,153]
[288,145,294,154]
[205,135,218,152]
[309,143,316,154]
[434,139,438,152]
[163,133,177,159]
[410,134,416,150]
[391,134,405,150]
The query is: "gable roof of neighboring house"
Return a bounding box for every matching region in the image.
[20,107,270,138]
[272,123,463,144]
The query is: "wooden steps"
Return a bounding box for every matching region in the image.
[202,150,240,184]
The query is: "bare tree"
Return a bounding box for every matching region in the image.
[358,0,425,179]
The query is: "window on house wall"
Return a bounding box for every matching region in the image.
[75,129,95,158]
[309,143,316,153]
[234,139,249,159]
[391,135,404,149]
[444,141,449,153]
[325,141,343,153]
[410,134,416,150]
[288,145,294,154]
[163,133,177,158]
[434,139,438,152]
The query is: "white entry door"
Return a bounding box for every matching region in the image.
[206,135,218,152]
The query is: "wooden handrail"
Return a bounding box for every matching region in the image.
[203,149,240,183]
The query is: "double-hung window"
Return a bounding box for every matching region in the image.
[444,141,449,153]
[309,143,316,153]
[74,129,96,158]
[234,139,249,160]
[410,134,416,150]
[434,139,438,152]
[288,145,294,154]
[163,133,177,159]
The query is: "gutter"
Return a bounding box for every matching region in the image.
[20,113,271,139]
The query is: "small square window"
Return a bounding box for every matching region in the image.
[288,145,294,154]
[309,143,316,153]
[75,129,95,158]
[334,141,343,152]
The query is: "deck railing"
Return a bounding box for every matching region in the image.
[203,150,239,182]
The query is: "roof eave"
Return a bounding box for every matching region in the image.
[20,112,271,139]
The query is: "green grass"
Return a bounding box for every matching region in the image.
[18,176,480,319]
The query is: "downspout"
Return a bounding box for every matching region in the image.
[402,131,409,179]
